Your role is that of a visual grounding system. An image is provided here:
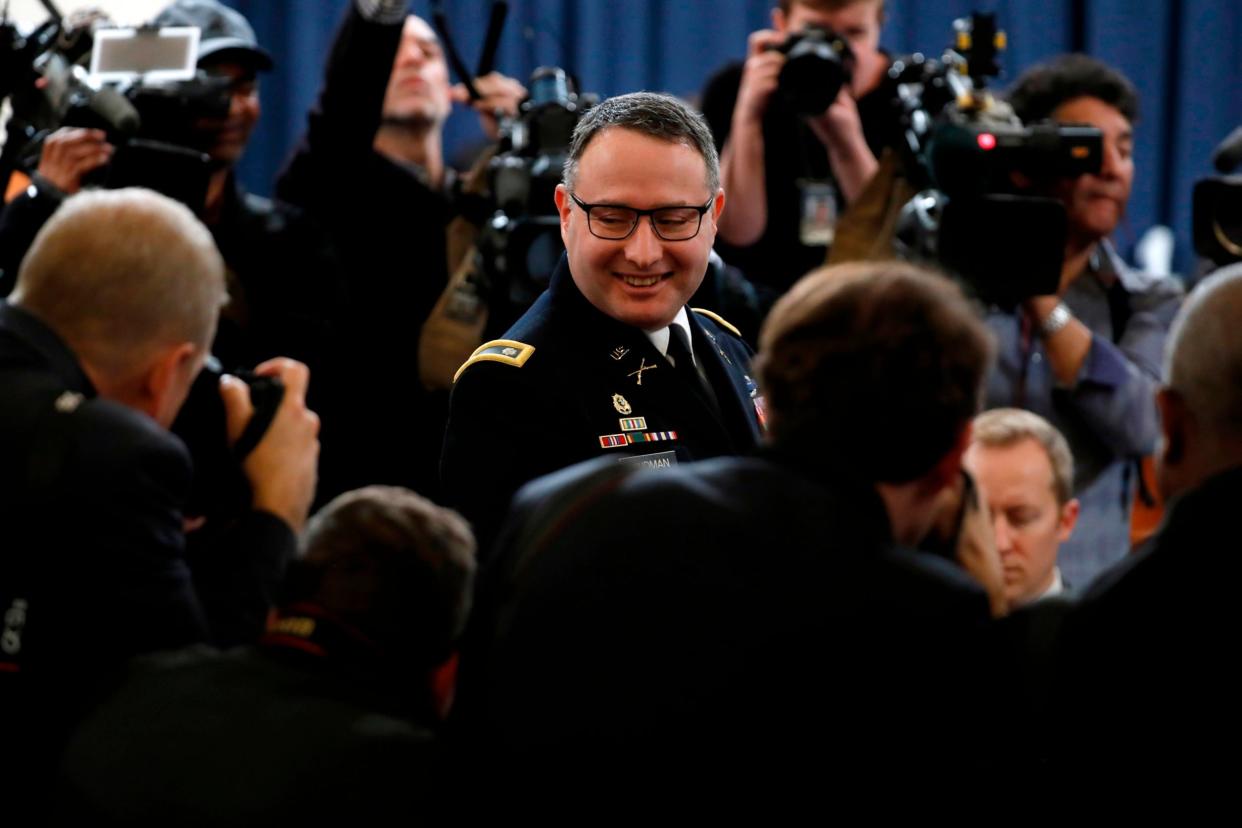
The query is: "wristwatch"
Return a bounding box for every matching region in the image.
[1039,302,1073,337]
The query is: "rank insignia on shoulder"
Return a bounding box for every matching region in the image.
[691,307,742,338]
[453,339,535,382]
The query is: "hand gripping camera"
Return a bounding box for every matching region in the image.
[766,24,856,116]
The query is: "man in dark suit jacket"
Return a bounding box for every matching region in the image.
[275,0,524,502]
[0,188,319,806]
[451,260,1001,801]
[442,92,765,552]
[56,485,477,824]
[1056,263,1242,777]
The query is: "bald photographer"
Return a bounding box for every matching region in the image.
[0,188,319,803]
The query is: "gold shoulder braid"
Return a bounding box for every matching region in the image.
[452,339,536,382]
[690,307,741,338]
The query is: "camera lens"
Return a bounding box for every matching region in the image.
[1214,196,1242,256]
[778,29,854,116]
[529,67,571,108]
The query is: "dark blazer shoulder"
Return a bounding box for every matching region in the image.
[876,543,993,617]
[58,397,192,506]
[77,396,187,463]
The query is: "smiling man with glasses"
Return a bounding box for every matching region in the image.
[441,92,765,552]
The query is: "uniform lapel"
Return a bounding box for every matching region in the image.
[689,313,763,446]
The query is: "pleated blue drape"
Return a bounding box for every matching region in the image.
[226,0,1242,274]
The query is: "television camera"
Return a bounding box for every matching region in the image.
[889,12,1104,307]
[1,0,230,212]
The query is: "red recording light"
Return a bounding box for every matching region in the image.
[977,132,998,151]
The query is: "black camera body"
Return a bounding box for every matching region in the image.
[767,24,855,116]
[1192,130,1242,267]
[1193,175,1242,267]
[54,65,229,212]
[2,18,224,213]
[890,13,1105,307]
[171,359,284,524]
[924,118,1102,199]
[468,66,597,333]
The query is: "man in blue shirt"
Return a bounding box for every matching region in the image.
[988,54,1183,588]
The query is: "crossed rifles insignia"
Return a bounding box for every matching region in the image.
[627,358,657,386]
[610,343,657,386]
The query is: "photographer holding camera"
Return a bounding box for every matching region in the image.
[0,187,319,802]
[985,55,1183,588]
[276,0,524,499]
[700,0,897,301]
[0,0,354,499]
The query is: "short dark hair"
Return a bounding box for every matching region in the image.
[290,486,476,668]
[755,261,993,485]
[1006,53,1139,125]
[562,91,720,193]
[778,0,886,17]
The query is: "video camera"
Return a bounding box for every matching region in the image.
[766,24,855,116]
[471,66,597,329]
[889,12,1105,307]
[427,0,597,335]
[1,2,222,212]
[1192,127,1242,267]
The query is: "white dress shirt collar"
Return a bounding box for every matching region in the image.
[645,307,694,365]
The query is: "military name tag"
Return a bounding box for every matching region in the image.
[618,450,677,470]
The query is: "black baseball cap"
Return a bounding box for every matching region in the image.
[152,0,274,71]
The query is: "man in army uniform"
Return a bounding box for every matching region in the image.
[441,92,764,552]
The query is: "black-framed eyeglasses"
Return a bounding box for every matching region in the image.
[570,193,714,241]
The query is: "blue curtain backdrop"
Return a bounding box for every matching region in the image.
[225,0,1242,275]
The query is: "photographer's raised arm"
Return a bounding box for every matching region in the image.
[452,71,526,141]
[717,29,785,247]
[1025,293,1093,388]
[275,0,406,204]
[806,89,878,204]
